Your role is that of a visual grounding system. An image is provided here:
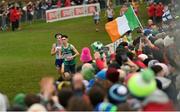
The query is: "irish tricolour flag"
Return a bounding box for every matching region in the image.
[105,6,140,42]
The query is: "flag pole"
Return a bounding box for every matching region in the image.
[130,5,144,30]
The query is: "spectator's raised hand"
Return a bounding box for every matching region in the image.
[145,37,155,48]
[94,52,101,59]
[125,58,139,72]
[40,77,55,100]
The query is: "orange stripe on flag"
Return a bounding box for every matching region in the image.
[105,20,121,42]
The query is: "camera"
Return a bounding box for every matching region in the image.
[102,46,109,52]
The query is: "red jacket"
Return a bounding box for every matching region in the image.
[155,4,163,17]
[9,8,17,22]
[148,4,155,17]
[159,4,164,16]
[15,9,21,20]
[95,58,105,70]
[65,0,71,7]
[57,0,62,8]
[143,101,175,111]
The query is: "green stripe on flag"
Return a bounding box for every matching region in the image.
[125,6,140,30]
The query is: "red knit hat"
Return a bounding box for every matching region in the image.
[106,68,119,83]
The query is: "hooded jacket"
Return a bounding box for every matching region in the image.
[156,76,177,103]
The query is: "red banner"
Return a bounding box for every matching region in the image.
[46,11,58,20]
[46,3,100,22]
[74,7,84,16]
[61,9,72,18]
[87,6,96,14]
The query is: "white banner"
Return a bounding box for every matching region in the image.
[46,3,100,23]
[105,38,124,53]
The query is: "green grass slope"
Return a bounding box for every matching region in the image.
[0,4,147,100]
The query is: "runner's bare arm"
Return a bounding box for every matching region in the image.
[72,45,79,58]
[51,43,56,56]
[59,48,63,59]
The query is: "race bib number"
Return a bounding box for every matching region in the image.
[63,53,73,61]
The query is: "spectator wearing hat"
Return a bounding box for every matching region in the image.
[80,47,92,63]
[148,59,159,68]
[127,69,157,99]
[108,84,128,105]
[95,69,107,80]
[106,68,120,83]
[11,93,26,110]
[81,63,95,81]
[95,102,117,111]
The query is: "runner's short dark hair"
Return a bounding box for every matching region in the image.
[61,35,68,39]
[55,33,62,38]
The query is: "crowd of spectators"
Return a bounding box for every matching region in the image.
[0,0,101,31]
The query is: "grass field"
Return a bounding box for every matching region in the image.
[0,4,148,101]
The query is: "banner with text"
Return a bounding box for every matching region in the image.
[46,3,100,23]
[105,38,125,53]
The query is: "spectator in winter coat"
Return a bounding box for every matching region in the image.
[147,3,156,22]
[9,6,18,31]
[155,2,164,28]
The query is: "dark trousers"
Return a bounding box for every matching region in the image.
[15,20,19,29]
[64,64,76,74]
[11,21,16,31]
[149,16,155,23]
